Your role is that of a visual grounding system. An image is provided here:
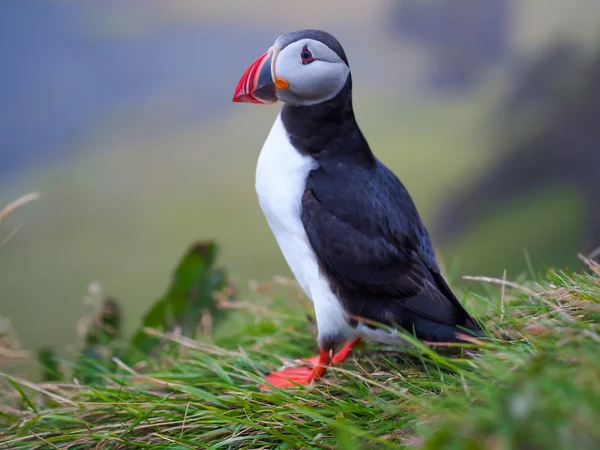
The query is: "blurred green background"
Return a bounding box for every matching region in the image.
[1,0,599,363]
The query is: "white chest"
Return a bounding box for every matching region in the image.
[255,114,353,342]
[255,114,319,298]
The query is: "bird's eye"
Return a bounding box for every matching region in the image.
[300,45,315,65]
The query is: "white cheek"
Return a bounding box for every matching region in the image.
[277,61,349,105]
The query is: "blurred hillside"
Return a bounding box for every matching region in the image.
[434,39,600,260]
[1,0,600,366]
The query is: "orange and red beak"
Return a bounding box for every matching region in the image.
[233,46,287,104]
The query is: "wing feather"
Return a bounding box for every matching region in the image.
[301,162,473,328]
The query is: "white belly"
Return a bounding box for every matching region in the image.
[255,114,354,343]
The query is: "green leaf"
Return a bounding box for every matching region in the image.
[72,347,106,386]
[3,376,37,413]
[128,241,233,359]
[37,347,64,382]
[84,297,122,348]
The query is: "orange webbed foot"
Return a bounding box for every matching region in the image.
[259,338,362,390]
[260,349,329,390]
[331,337,361,364]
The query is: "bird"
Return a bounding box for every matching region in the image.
[232,29,484,389]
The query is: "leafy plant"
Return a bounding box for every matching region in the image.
[129,241,229,360]
[35,240,234,385]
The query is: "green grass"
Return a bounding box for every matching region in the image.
[2,259,600,449]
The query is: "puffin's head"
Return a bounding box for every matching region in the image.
[232,29,350,107]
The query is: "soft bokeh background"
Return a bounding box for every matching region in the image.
[2,0,600,362]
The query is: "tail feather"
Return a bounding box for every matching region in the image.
[412,314,485,343]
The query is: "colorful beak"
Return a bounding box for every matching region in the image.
[232,47,278,104]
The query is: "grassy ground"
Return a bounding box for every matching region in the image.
[2,257,600,449]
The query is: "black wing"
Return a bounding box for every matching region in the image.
[301,161,478,333]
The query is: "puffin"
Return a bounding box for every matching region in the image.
[232,29,483,389]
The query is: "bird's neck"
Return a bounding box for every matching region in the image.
[280,76,375,166]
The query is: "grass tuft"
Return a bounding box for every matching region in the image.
[1,263,600,449]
